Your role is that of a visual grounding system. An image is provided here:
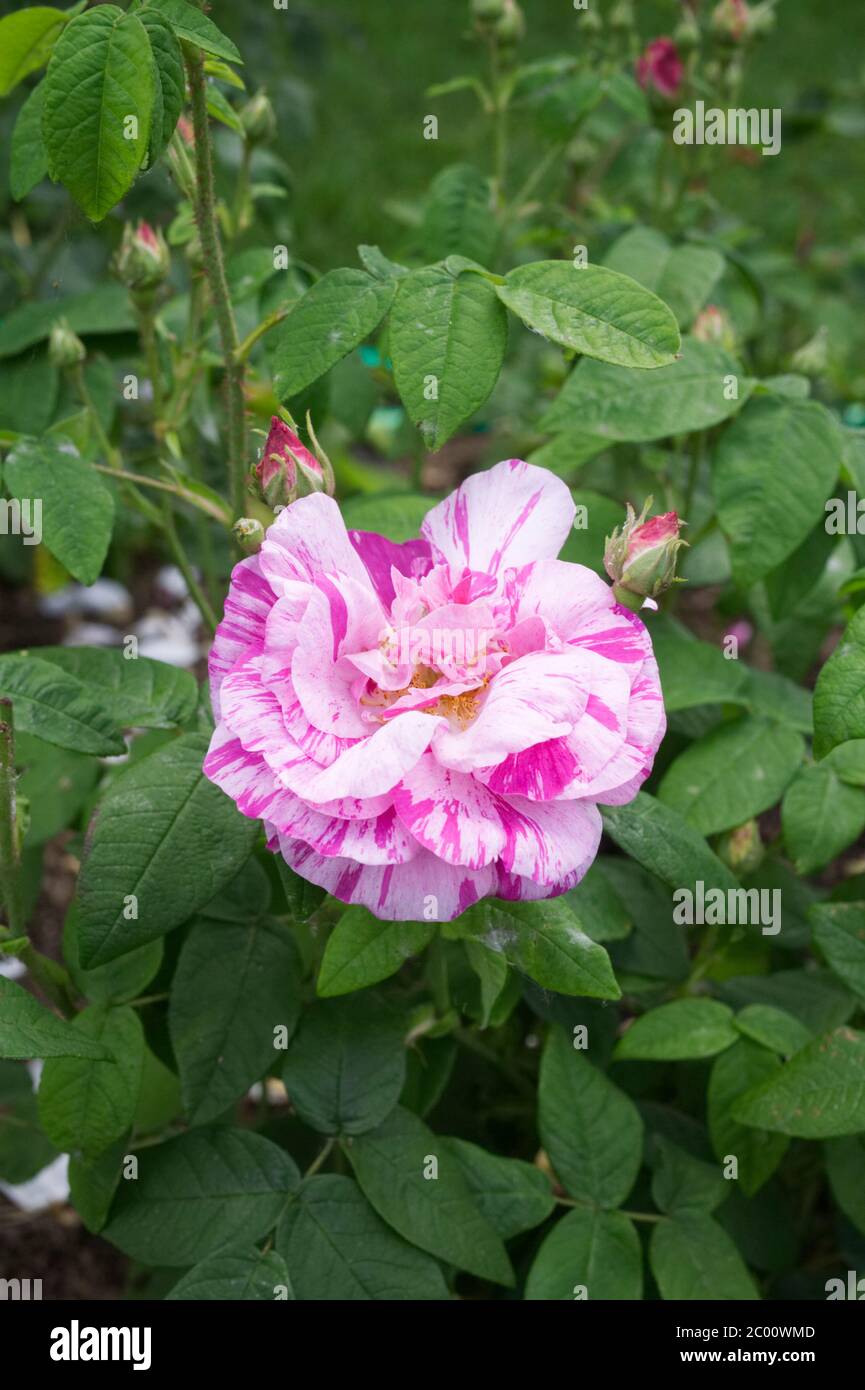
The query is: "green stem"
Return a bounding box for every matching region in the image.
[160,494,217,634]
[426,931,451,1015]
[305,1137,335,1178]
[0,701,24,939]
[136,295,165,427]
[234,306,289,365]
[185,43,247,522]
[71,363,119,467]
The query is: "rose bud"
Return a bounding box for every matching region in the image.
[48,318,86,369]
[710,0,752,42]
[693,303,737,352]
[251,415,330,511]
[604,499,687,609]
[494,0,525,44]
[240,91,276,145]
[112,220,170,293]
[233,517,266,554]
[716,819,765,875]
[635,38,684,99]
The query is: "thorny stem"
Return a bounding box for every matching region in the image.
[185,40,247,522]
[0,701,75,1015]
[0,701,24,940]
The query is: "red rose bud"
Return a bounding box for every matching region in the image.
[604,499,687,609]
[112,220,170,293]
[252,416,327,510]
[635,38,684,99]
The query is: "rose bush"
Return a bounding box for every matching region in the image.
[1,0,865,1313]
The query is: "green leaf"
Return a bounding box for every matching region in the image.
[43,6,155,222]
[67,1140,125,1234]
[719,968,855,1035]
[0,654,124,755]
[743,668,813,734]
[652,627,748,713]
[140,11,184,164]
[276,1174,449,1300]
[344,1106,513,1285]
[76,732,259,968]
[602,793,740,899]
[357,244,409,282]
[562,860,632,943]
[527,431,608,480]
[733,1026,865,1138]
[734,1004,812,1058]
[389,265,508,451]
[38,1004,144,1161]
[0,1061,58,1182]
[168,1246,293,1301]
[603,859,689,984]
[420,164,497,265]
[16,732,98,846]
[604,227,725,328]
[146,0,243,65]
[559,489,629,574]
[539,1028,642,1207]
[496,260,680,369]
[0,284,135,358]
[814,607,865,758]
[282,993,406,1137]
[0,6,67,95]
[341,492,431,543]
[615,1000,738,1061]
[782,763,865,874]
[443,1137,554,1239]
[450,898,620,999]
[170,916,302,1125]
[810,902,865,1004]
[650,1134,727,1216]
[10,80,49,200]
[650,1214,758,1300]
[541,337,749,440]
[271,269,395,401]
[30,647,197,729]
[64,903,163,1006]
[713,396,842,588]
[463,937,510,1025]
[4,436,115,584]
[708,1039,789,1196]
[317,907,435,998]
[525,1207,642,1300]
[0,976,111,1061]
[825,1136,865,1237]
[0,351,57,436]
[658,715,804,836]
[821,740,865,786]
[105,1127,299,1266]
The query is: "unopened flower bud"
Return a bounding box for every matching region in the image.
[579,7,602,34]
[112,220,170,293]
[233,517,265,554]
[48,318,86,368]
[471,0,506,22]
[240,91,276,145]
[710,0,752,42]
[610,1,634,33]
[693,303,737,353]
[494,0,525,44]
[635,38,684,100]
[717,819,764,875]
[604,499,687,609]
[791,325,829,376]
[673,9,701,49]
[251,415,330,511]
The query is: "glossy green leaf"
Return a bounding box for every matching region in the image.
[10,80,49,200]
[271,269,395,400]
[4,436,115,584]
[0,976,111,1061]
[317,908,435,998]
[146,0,242,63]
[615,1000,738,1062]
[497,260,680,369]
[31,647,197,729]
[444,1136,554,1239]
[525,1207,642,1300]
[168,1246,293,1301]
[658,715,804,836]
[0,654,124,756]
[733,1026,865,1138]
[38,1004,144,1161]
[0,6,67,95]
[813,607,865,758]
[650,1214,758,1300]
[450,898,620,999]
[76,733,259,967]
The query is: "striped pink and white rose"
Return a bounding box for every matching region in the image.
[203,460,666,921]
